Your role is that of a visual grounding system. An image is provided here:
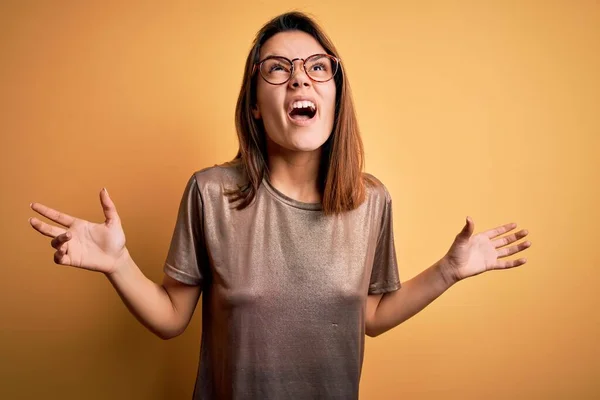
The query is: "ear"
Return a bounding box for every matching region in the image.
[251,104,261,119]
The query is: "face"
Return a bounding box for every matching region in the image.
[252,30,337,154]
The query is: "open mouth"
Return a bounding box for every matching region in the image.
[288,102,317,121]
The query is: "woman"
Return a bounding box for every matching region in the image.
[28,11,531,400]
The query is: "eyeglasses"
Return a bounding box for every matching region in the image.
[252,53,341,85]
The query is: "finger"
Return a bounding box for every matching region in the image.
[54,250,71,266]
[493,229,529,248]
[30,202,75,228]
[457,216,475,241]
[497,241,531,258]
[100,188,120,224]
[484,222,517,239]
[29,217,67,238]
[493,258,528,269]
[50,231,72,249]
[56,242,68,257]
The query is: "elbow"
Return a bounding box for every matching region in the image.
[365,324,382,338]
[157,330,182,340]
[154,325,185,340]
[157,332,176,340]
[155,315,189,340]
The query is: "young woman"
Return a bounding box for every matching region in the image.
[29,11,531,400]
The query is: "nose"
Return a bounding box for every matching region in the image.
[288,58,311,88]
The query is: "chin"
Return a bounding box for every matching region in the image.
[286,132,330,152]
[264,121,333,153]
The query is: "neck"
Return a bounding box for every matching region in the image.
[266,140,323,204]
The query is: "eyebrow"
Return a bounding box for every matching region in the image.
[262,53,287,60]
[261,53,326,60]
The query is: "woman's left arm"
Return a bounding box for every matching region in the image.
[366,217,531,337]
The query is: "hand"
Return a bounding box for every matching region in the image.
[29,188,128,275]
[443,217,531,282]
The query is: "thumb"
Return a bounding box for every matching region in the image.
[456,216,474,242]
[100,187,120,224]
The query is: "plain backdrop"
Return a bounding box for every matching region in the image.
[1,1,598,399]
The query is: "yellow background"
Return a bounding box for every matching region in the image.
[2,1,598,399]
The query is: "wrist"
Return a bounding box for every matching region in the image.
[105,248,132,280]
[437,256,460,287]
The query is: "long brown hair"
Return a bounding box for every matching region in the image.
[228,11,371,215]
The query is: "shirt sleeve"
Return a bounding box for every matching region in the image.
[368,187,401,294]
[163,173,209,287]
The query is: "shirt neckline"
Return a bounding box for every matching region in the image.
[262,176,323,211]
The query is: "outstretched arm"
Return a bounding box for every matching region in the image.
[366,217,531,337]
[30,189,200,340]
[366,257,453,337]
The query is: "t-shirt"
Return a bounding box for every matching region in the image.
[163,162,401,400]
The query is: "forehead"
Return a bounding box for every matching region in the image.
[259,30,327,59]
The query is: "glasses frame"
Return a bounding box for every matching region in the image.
[252,53,341,85]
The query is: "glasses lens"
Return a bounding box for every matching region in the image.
[260,57,292,84]
[258,55,339,84]
[305,55,338,82]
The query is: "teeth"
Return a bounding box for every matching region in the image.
[292,100,316,110]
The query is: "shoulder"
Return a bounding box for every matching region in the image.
[362,172,392,205]
[190,159,248,194]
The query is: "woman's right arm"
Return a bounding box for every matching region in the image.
[29,188,200,340]
[106,252,201,340]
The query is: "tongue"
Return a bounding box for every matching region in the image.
[290,114,311,120]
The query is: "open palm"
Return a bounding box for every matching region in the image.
[29,188,127,275]
[445,217,531,282]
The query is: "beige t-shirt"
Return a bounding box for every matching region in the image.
[163,163,401,400]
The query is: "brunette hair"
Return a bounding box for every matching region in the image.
[228,11,371,215]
